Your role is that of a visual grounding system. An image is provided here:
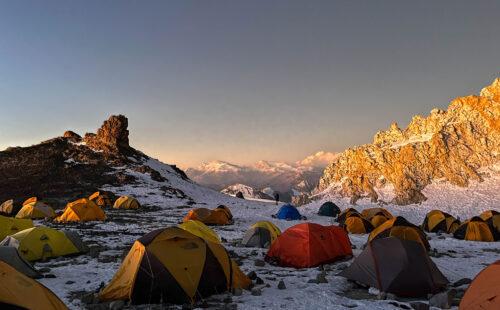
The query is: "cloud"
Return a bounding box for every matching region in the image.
[296,151,339,168]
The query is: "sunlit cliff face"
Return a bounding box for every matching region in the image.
[317,78,500,205]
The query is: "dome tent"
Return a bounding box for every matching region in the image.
[89,191,112,207]
[275,204,303,220]
[340,238,448,297]
[113,196,141,209]
[342,213,374,234]
[0,215,34,241]
[265,223,352,268]
[55,198,107,222]
[453,216,498,242]
[183,205,233,226]
[15,197,55,219]
[459,260,500,310]
[0,246,42,278]
[421,210,460,233]
[242,220,281,248]
[317,202,341,217]
[368,216,430,251]
[99,227,250,305]
[178,220,221,244]
[0,261,68,310]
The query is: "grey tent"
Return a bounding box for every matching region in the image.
[0,246,42,278]
[339,237,448,296]
[241,221,281,248]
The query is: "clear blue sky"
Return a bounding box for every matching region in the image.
[1,1,498,168]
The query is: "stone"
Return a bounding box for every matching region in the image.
[453,278,472,287]
[39,267,51,273]
[409,302,429,310]
[232,287,242,296]
[65,281,75,285]
[63,130,82,142]
[316,272,328,283]
[307,279,319,284]
[83,115,131,154]
[377,292,387,300]
[182,303,193,310]
[81,293,94,304]
[256,277,264,285]
[315,78,500,205]
[429,291,453,309]
[44,274,56,278]
[246,271,257,280]
[109,300,125,310]
[251,288,262,296]
[277,280,286,290]
[254,259,265,267]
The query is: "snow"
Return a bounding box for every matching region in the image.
[387,133,434,149]
[31,154,500,310]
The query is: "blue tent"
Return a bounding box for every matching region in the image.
[276,204,302,220]
[318,202,341,217]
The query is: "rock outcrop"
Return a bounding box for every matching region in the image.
[316,78,500,205]
[0,115,190,207]
[83,115,131,154]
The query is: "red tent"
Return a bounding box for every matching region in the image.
[265,223,352,268]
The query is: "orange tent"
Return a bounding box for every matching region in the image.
[183,206,232,225]
[459,260,500,310]
[265,223,352,268]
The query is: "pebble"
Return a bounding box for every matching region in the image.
[251,288,262,296]
[409,302,429,310]
[247,271,257,280]
[254,259,265,267]
[277,280,286,290]
[256,277,264,284]
[109,300,125,310]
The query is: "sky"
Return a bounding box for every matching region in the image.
[0,1,499,169]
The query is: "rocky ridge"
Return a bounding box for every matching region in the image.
[0,115,190,207]
[316,78,500,205]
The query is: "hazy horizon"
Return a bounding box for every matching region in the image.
[1,1,499,169]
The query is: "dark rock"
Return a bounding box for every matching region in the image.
[254,259,265,267]
[256,277,264,285]
[82,293,94,304]
[453,278,472,287]
[277,280,286,290]
[83,115,131,154]
[316,272,328,283]
[429,291,453,309]
[44,274,56,278]
[409,302,429,310]
[307,279,319,284]
[247,271,257,280]
[235,192,244,199]
[109,300,125,310]
[232,287,242,296]
[63,131,82,142]
[251,288,262,296]
[65,281,75,285]
[39,267,51,273]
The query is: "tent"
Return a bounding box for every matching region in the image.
[370,214,390,228]
[113,196,141,209]
[337,208,360,224]
[0,261,68,310]
[89,191,112,207]
[55,198,107,222]
[0,246,42,278]
[275,204,302,220]
[0,199,21,216]
[421,210,460,233]
[15,200,55,219]
[339,238,448,297]
[361,208,393,220]
[0,215,34,241]
[265,223,352,268]
[241,220,281,248]
[479,210,500,232]
[459,260,500,310]
[0,226,88,261]
[215,205,233,220]
[368,216,430,251]
[178,220,221,244]
[342,213,374,234]
[99,227,251,305]
[318,202,341,217]
[183,206,233,226]
[453,216,498,242]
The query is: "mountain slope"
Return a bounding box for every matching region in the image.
[316,78,500,205]
[186,152,339,192]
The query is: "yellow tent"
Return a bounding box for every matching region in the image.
[0,215,34,241]
[453,217,497,242]
[343,214,374,234]
[421,210,460,233]
[55,198,106,222]
[479,210,500,232]
[113,196,140,209]
[242,220,282,248]
[89,191,112,207]
[0,261,68,310]
[361,208,393,220]
[99,227,250,305]
[22,197,48,206]
[370,214,390,228]
[368,216,430,251]
[0,226,87,261]
[178,220,221,244]
[15,201,55,219]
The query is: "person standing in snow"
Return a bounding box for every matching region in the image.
[274,193,279,205]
